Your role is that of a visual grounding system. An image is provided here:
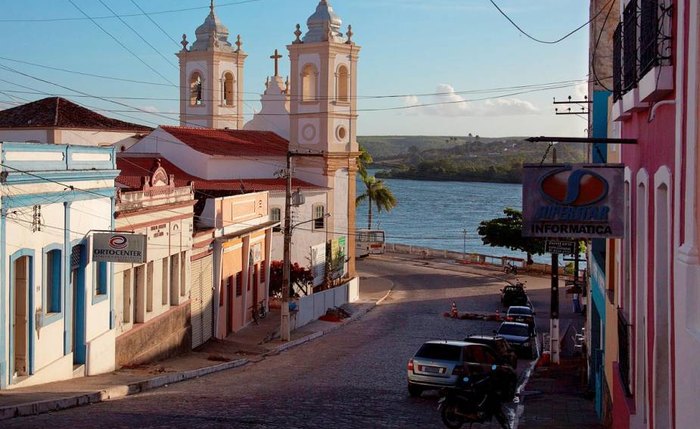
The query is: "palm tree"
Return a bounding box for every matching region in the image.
[356,172,397,229]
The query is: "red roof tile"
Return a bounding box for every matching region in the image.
[116,153,322,193]
[0,97,152,132]
[161,126,288,157]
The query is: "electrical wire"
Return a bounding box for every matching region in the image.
[97,0,179,70]
[489,0,614,44]
[129,0,182,48]
[0,0,266,23]
[590,0,617,91]
[67,0,177,86]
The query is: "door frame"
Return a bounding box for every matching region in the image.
[9,249,34,382]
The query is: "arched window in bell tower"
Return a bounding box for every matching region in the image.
[336,65,349,102]
[190,72,203,106]
[301,64,318,102]
[223,72,234,106]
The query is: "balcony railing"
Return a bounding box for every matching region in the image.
[613,23,623,101]
[640,0,673,76]
[623,0,638,92]
[617,308,633,397]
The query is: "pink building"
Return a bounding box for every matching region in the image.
[606,0,699,427]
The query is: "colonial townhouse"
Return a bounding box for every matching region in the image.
[0,142,118,388]
[113,156,196,367]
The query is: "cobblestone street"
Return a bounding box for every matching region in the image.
[3,256,551,428]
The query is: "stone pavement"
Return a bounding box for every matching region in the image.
[0,251,602,428]
[517,356,602,428]
[0,273,392,421]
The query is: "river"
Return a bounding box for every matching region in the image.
[355,172,541,262]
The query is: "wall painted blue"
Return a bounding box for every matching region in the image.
[589,88,610,419]
[71,240,87,365]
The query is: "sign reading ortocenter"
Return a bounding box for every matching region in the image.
[522,164,624,239]
[93,233,147,263]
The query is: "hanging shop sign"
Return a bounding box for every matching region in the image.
[522,164,624,239]
[93,233,147,263]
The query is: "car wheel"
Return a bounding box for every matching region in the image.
[408,383,423,397]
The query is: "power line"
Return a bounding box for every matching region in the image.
[0,0,265,23]
[489,0,614,44]
[129,0,181,48]
[67,0,177,86]
[0,54,596,101]
[97,0,179,70]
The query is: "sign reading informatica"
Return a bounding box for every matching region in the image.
[93,233,147,263]
[522,164,624,239]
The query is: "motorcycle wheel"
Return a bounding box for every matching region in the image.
[440,404,464,429]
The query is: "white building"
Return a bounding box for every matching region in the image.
[0,142,118,389]
[130,0,361,282]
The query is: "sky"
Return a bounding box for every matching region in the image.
[0,0,591,138]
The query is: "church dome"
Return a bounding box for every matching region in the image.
[190,1,234,52]
[303,0,345,43]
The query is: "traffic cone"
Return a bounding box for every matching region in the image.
[450,302,459,318]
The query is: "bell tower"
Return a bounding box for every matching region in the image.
[177,1,246,129]
[287,0,361,276]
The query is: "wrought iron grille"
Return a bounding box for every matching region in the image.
[640,0,659,75]
[71,245,83,269]
[613,23,623,101]
[617,308,633,397]
[623,0,638,92]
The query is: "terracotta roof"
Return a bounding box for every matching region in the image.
[160,126,288,157]
[0,97,152,132]
[116,153,322,193]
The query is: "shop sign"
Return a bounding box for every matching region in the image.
[522,164,624,239]
[93,233,147,263]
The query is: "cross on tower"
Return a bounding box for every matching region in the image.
[270,49,282,77]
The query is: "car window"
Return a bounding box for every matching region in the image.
[415,344,462,361]
[498,324,530,337]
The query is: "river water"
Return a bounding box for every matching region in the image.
[355,172,536,262]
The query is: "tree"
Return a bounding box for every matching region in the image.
[357,144,373,178]
[477,208,545,265]
[268,260,314,297]
[356,174,397,229]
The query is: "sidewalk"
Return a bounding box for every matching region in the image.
[517,356,602,429]
[0,275,393,421]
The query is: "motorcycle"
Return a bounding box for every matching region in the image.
[437,365,511,429]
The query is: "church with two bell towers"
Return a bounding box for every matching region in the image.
[134,0,361,278]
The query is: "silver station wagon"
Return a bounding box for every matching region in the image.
[406,340,515,397]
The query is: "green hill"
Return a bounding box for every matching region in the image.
[357,135,588,184]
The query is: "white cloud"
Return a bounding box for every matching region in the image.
[403,84,539,117]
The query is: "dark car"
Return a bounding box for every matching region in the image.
[506,305,536,328]
[500,285,529,307]
[406,340,517,398]
[496,321,538,359]
[463,334,518,369]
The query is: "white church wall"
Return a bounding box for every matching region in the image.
[297,119,321,146]
[128,128,211,178]
[268,191,328,267]
[205,157,284,180]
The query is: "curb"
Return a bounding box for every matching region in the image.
[0,288,393,421]
[0,358,249,421]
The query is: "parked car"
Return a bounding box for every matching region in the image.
[463,334,518,369]
[406,340,517,398]
[506,305,536,328]
[496,321,537,359]
[500,285,529,308]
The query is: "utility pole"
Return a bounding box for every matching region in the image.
[550,143,560,364]
[281,150,325,342]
